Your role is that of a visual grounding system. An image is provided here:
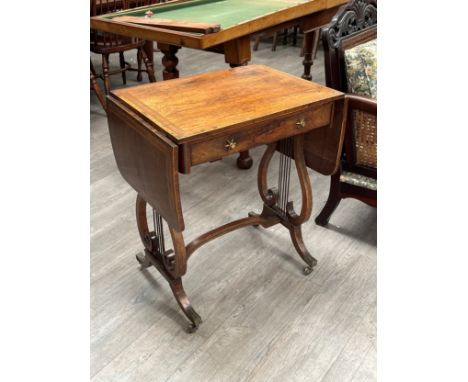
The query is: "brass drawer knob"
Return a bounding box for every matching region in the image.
[224,139,237,151]
[296,118,306,128]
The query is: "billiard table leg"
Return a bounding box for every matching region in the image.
[236,151,253,169]
[226,62,253,169]
[143,40,154,65]
[158,43,180,80]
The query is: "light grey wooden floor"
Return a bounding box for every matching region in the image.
[91,39,376,382]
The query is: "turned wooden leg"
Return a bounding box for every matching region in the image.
[158,43,180,80]
[302,29,318,81]
[312,28,321,60]
[135,194,201,331]
[143,40,154,65]
[101,53,111,94]
[282,28,288,45]
[136,49,143,82]
[237,150,253,170]
[272,32,279,51]
[119,51,126,85]
[226,39,253,171]
[315,172,342,226]
[140,48,156,83]
[253,35,261,51]
[226,61,255,170]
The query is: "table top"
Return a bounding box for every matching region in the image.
[91,0,347,49]
[103,0,307,29]
[110,65,343,144]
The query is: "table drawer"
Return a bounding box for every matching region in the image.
[190,102,333,166]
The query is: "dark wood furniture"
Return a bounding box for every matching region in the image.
[315,0,377,226]
[106,65,346,331]
[90,0,156,95]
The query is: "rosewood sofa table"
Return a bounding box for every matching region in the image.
[107,65,345,331]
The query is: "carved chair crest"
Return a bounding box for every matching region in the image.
[325,0,377,48]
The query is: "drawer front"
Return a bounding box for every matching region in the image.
[190,102,333,166]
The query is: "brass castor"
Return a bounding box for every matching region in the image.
[303,266,313,275]
[187,323,200,333]
[186,314,202,333]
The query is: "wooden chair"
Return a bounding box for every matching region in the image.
[253,27,297,52]
[253,26,320,61]
[315,0,377,226]
[90,0,156,95]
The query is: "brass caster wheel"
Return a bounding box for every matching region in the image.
[303,266,313,275]
[187,323,200,334]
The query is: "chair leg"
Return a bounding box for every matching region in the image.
[101,53,111,95]
[282,28,288,45]
[312,29,321,60]
[137,49,143,81]
[253,35,261,51]
[140,48,156,83]
[315,173,342,226]
[119,52,127,85]
[299,32,306,57]
[292,26,298,46]
[272,32,279,51]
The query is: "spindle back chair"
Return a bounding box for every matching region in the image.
[90,0,157,97]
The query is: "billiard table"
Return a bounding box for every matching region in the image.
[91,0,347,81]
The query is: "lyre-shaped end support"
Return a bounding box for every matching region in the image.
[256,135,317,274]
[135,194,202,332]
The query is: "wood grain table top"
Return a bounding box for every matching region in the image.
[91,0,348,50]
[102,0,309,29]
[110,65,343,144]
